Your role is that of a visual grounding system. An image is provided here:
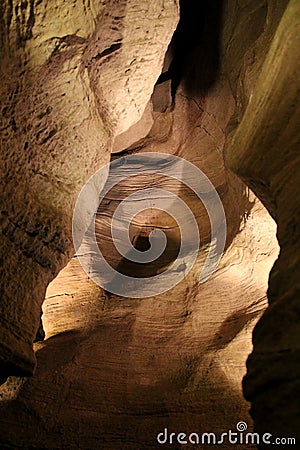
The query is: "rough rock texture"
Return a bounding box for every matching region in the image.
[0,197,278,449]
[0,0,179,377]
[0,0,298,449]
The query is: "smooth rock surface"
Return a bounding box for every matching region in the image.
[225,0,300,441]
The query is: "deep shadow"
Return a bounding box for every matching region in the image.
[106,233,180,280]
[157,0,224,99]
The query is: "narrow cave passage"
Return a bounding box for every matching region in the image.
[0,0,299,448]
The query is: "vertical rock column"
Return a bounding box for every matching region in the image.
[225,0,300,441]
[0,0,179,379]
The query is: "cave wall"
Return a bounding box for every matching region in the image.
[0,0,299,448]
[225,0,300,439]
[0,0,179,377]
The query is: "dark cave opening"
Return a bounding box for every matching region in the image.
[157,0,224,100]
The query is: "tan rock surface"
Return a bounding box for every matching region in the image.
[0,0,299,448]
[0,197,278,449]
[225,0,300,440]
[0,0,179,376]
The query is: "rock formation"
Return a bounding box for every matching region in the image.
[0,0,178,378]
[226,0,300,440]
[0,0,299,448]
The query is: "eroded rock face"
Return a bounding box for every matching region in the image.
[226,0,300,440]
[0,0,298,449]
[0,198,278,449]
[0,0,179,377]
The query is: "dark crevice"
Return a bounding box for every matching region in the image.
[89,41,122,63]
[156,0,224,101]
